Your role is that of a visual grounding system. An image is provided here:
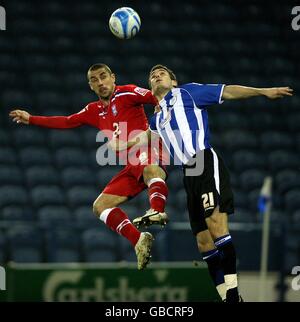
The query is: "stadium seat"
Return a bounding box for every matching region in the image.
[31,185,65,208]
[260,132,294,150]
[284,190,300,212]
[275,170,300,194]
[75,206,99,229]
[0,186,28,208]
[19,147,53,166]
[1,206,33,221]
[268,150,299,172]
[0,130,11,146]
[0,233,7,263]
[13,127,47,147]
[233,150,265,173]
[37,206,72,227]
[82,228,118,262]
[45,228,81,262]
[7,225,43,263]
[174,189,188,211]
[67,186,98,207]
[240,169,266,191]
[223,130,258,150]
[233,190,248,209]
[61,167,95,187]
[55,147,89,168]
[0,147,17,165]
[0,166,24,185]
[247,188,262,212]
[25,166,60,187]
[49,130,83,149]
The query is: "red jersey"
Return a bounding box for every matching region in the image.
[29,85,157,141]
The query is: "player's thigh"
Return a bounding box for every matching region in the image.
[205,206,229,240]
[93,193,128,215]
[183,177,209,237]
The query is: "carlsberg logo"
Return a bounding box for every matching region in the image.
[43,271,187,302]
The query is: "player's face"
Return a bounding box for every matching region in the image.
[88,68,116,99]
[149,69,175,95]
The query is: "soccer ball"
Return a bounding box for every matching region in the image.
[109,7,141,39]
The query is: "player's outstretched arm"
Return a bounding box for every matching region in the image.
[9,109,30,125]
[9,109,84,129]
[222,85,293,100]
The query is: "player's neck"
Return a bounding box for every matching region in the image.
[155,89,170,102]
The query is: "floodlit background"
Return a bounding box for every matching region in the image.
[0,0,299,301]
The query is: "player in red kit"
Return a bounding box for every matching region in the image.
[9,63,169,270]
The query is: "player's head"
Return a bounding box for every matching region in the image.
[149,64,177,95]
[87,63,116,99]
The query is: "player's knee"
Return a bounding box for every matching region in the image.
[92,200,105,217]
[196,231,215,253]
[143,165,165,184]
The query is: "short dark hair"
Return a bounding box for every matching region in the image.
[149,64,177,87]
[87,63,113,78]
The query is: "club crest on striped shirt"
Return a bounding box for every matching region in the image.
[169,95,177,106]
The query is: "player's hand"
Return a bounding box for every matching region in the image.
[9,109,31,125]
[263,87,293,99]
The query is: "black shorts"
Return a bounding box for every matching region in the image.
[183,148,234,235]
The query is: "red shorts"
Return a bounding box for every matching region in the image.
[102,146,167,198]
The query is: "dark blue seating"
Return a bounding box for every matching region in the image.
[284,190,300,212]
[19,147,53,166]
[0,185,28,208]
[25,166,60,187]
[31,185,64,208]
[233,150,265,173]
[240,169,266,191]
[75,206,99,229]
[37,206,72,227]
[82,228,118,262]
[7,225,43,263]
[45,228,80,262]
[67,186,98,207]
[61,167,95,187]
[0,166,23,185]
[55,147,89,168]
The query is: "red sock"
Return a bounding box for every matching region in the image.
[100,208,141,246]
[148,179,168,212]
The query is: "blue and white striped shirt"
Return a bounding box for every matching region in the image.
[149,83,225,165]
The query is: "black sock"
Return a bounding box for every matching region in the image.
[202,249,226,301]
[215,234,239,302]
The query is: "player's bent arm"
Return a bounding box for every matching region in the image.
[222,85,293,100]
[108,130,152,152]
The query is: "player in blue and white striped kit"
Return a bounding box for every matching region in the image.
[138,64,293,302]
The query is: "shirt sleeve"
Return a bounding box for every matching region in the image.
[181,83,225,108]
[129,85,158,106]
[29,106,89,129]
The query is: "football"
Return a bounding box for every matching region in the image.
[109,7,141,39]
